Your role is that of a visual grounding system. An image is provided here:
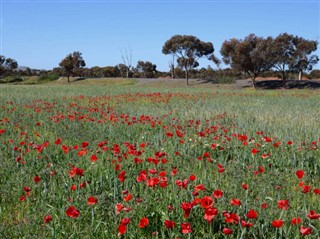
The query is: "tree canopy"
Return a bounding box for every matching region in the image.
[162,35,215,85]
[59,51,86,82]
[220,34,272,87]
[0,55,18,76]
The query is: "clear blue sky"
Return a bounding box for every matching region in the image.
[1,0,319,71]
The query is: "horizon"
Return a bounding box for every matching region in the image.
[1,0,319,71]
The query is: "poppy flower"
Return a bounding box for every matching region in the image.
[300,226,312,236]
[194,184,206,192]
[242,183,248,190]
[118,224,127,235]
[33,175,41,183]
[87,196,98,205]
[181,202,192,218]
[90,154,98,163]
[230,198,241,206]
[291,217,302,225]
[19,195,27,201]
[307,210,320,219]
[271,219,284,228]
[138,217,149,228]
[277,200,289,210]
[121,217,130,225]
[241,220,253,227]
[246,209,258,219]
[301,185,311,194]
[204,207,218,223]
[213,189,223,198]
[164,220,176,229]
[296,170,304,179]
[200,196,214,209]
[181,222,192,234]
[66,206,80,218]
[251,148,260,155]
[189,174,196,181]
[124,193,132,202]
[44,215,52,223]
[222,228,233,235]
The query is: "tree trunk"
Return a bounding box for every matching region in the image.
[252,77,256,89]
[299,71,302,81]
[67,75,70,82]
[185,71,189,86]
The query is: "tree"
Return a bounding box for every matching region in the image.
[0,55,18,76]
[59,51,86,82]
[220,34,272,88]
[268,33,318,85]
[136,60,157,78]
[121,46,133,78]
[162,35,215,85]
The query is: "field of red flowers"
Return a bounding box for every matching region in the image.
[0,85,319,238]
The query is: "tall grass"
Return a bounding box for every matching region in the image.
[0,84,319,238]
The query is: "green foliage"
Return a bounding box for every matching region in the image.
[38,73,60,81]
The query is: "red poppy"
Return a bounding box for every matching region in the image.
[230,198,241,206]
[66,206,80,218]
[44,215,52,223]
[164,220,176,229]
[241,220,253,227]
[181,202,192,218]
[301,185,311,194]
[189,174,196,181]
[118,170,126,182]
[291,217,302,225]
[213,189,223,198]
[19,195,27,201]
[200,196,214,209]
[224,212,240,224]
[181,222,192,234]
[251,148,260,155]
[124,193,132,202]
[147,177,160,187]
[222,228,233,235]
[296,170,304,179]
[277,200,289,210]
[138,217,149,228]
[242,183,248,190]
[261,203,268,209]
[121,217,130,225]
[307,210,320,219]
[204,207,218,223]
[118,224,127,235]
[90,154,98,163]
[87,196,98,205]
[258,166,265,173]
[300,226,312,236]
[33,175,41,183]
[194,184,206,192]
[314,188,320,194]
[70,184,77,191]
[246,209,258,219]
[271,220,284,228]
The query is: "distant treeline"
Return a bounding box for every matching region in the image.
[1,33,319,85]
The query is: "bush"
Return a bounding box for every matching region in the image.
[0,76,24,83]
[38,73,60,81]
[213,76,236,84]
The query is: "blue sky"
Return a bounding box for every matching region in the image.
[1,0,319,71]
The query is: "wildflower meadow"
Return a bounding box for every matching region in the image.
[0,83,319,238]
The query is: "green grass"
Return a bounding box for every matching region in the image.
[0,84,319,238]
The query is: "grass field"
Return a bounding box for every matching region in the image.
[0,81,319,238]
